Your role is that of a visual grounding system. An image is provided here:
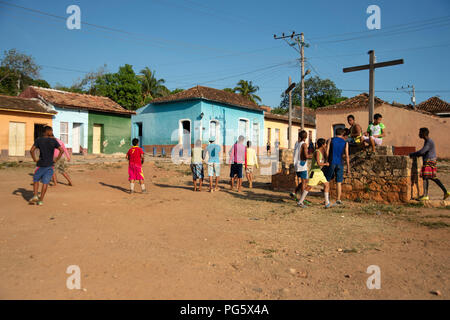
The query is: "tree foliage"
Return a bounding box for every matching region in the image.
[232,80,261,104]
[138,67,169,104]
[278,76,346,112]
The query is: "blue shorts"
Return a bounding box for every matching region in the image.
[325,164,344,183]
[296,171,308,179]
[33,166,54,184]
[230,163,243,178]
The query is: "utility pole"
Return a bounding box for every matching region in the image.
[285,79,296,150]
[343,50,404,125]
[274,31,309,130]
[397,85,416,108]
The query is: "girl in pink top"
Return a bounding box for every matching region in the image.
[51,136,73,186]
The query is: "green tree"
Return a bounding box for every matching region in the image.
[31,79,51,88]
[233,80,261,104]
[94,64,142,110]
[0,49,41,95]
[138,67,168,103]
[223,87,235,93]
[279,76,346,111]
[170,88,184,95]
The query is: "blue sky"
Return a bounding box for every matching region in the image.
[1,0,449,107]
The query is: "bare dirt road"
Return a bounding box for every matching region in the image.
[0,158,449,299]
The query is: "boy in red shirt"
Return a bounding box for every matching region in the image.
[126,138,146,194]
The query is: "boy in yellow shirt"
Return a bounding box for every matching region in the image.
[245,141,259,188]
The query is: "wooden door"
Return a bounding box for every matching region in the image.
[72,123,81,153]
[9,122,26,156]
[93,124,102,154]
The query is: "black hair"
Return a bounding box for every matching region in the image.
[132,138,139,146]
[347,115,355,120]
[44,126,53,132]
[335,128,345,136]
[299,130,307,140]
[317,138,326,148]
[374,113,382,120]
[247,141,251,147]
[419,127,429,137]
[343,128,350,136]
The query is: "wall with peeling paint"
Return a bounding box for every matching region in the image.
[88,111,131,154]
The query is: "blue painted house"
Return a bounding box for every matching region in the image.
[132,85,265,158]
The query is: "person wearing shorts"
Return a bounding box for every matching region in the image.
[325,128,350,205]
[409,127,449,201]
[245,141,259,188]
[126,138,146,194]
[229,135,246,192]
[297,138,331,209]
[29,126,64,205]
[290,130,311,203]
[363,113,385,153]
[50,134,73,186]
[191,139,204,191]
[205,137,221,192]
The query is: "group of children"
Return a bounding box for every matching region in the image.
[29,115,449,206]
[190,135,259,193]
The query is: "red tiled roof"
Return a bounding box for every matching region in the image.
[20,86,135,115]
[416,96,450,114]
[150,85,263,111]
[264,112,315,127]
[0,94,56,115]
[315,93,386,112]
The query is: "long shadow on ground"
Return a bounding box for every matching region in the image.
[99,182,129,194]
[12,188,34,201]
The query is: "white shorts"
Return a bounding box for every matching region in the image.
[363,136,382,146]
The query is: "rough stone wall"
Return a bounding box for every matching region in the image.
[271,146,423,203]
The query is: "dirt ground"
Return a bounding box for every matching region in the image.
[0,156,449,300]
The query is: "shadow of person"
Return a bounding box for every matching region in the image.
[153,183,193,191]
[12,188,35,201]
[98,182,129,194]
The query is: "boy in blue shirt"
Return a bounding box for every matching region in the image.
[205,137,221,192]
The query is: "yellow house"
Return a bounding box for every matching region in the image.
[264,106,316,150]
[0,94,56,158]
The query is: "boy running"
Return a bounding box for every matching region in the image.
[297,138,332,209]
[290,130,311,203]
[29,126,64,205]
[245,141,259,188]
[191,139,204,191]
[50,134,73,186]
[363,113,385,153]
[229,135,246,192]
[205,137,221,192]
[325,128,350,205]
[126,138,146,194]
[409,128,450,201]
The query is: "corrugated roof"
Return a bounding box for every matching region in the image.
[150,85,263,112]
[416,96,450,114]
[0,94,56,115]
[20,86,135,115]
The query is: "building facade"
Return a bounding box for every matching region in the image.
[20,86,134,154]
[132,86,265,157]
[0,95,55,158]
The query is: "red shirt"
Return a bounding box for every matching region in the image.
[127,146,144,166]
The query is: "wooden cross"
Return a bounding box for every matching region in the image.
[343,50,404,124]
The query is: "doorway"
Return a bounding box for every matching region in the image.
[93,124,102,154]
[72,123,82,154]
[136,122,143,148]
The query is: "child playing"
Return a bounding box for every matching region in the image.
[191,139,204,191]
[409,128,450,201]
[229,135,246,192]
[245,141,259,188]
[205,137,221,192]
[29,126,64,205]
[297,138,332,209]
[363,113,385,153]
[126,138,146,194]
[290,130,311,203]
[50,134,73,186]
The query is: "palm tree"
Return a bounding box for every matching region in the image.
[138,67,168,102]
[223,87,235,93]
[233,80,261,104]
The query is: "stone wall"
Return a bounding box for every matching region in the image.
[271,146,423,203]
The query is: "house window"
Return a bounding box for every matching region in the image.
[60,122,69,144]
[238,119,249,139]
[332,123,346,137]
